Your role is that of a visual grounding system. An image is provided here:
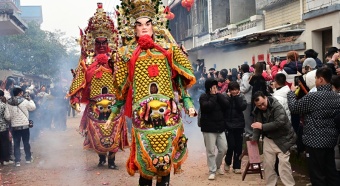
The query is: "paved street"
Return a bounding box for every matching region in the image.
[0,115,310,186]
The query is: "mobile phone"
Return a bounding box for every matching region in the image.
[294,76,299,86]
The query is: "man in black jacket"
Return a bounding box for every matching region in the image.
[252,91,296,186]
[199,78,229,180]
[288,67,340,185]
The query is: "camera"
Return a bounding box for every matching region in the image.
[23,91,30,100]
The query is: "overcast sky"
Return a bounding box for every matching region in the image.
[21,0,120,38]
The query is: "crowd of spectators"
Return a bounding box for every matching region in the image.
[194,47,340,185]
[0,78,69,167]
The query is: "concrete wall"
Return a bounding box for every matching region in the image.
[195,33,211,47]
[265,0,301,29]
[305,0,340,12]
[230,0,256,23]
[195,43,272,70]
[211,0,229,31]
[303,11,340,58]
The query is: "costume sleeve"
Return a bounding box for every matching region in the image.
[108,48,129,120]
[67,59,86,98]
[171,45,196,110]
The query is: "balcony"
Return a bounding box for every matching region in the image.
[0,0,28,35]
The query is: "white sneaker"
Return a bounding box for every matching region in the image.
[26,156,34,164]
[217,168,224,175]
[233,169,242,174]
[224,164,230,172]
[3,160,14,165]
[15,162,20,167]
[208,173,215,180]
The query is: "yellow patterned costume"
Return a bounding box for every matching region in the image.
[108,0,196,182]
[67,3,128,161]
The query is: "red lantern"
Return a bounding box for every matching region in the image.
[164,6,175,20]
[182,0,194,11]
[166,12,175,20]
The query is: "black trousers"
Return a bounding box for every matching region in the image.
[225,128,243,169]
[0,130,10,162]
[139,174,170,186]
[99,152,115,165]
[12,128,31,162]
[305,146,340,186]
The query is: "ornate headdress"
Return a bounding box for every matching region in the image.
[117,0,177,45]
[81,3,119,54]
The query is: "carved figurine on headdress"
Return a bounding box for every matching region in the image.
[105,0,196,185]
[67,3,128,170]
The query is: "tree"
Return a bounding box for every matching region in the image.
[0,22,79,79]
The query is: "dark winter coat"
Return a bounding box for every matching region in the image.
[288,84,340,148]
[283,61,302,74]
[315,58,323,69]
[252,96,297,153]
[225,93,247,129]
[199,78,229,133]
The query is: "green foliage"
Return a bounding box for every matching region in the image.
[0,22,79,79]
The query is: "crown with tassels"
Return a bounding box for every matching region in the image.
[117,0,176,45]
[82,3,119,53]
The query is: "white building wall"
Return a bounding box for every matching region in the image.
[304,11,340,55]
[196,43,272,70]
[195,34,211,47]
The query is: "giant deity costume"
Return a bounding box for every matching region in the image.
[67,3,128,169]
[105,0,197,185]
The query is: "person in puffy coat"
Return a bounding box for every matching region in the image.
[283,51,302,74]
[6,87,36,167]
[199,78,229,180]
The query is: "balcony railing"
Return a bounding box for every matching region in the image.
[237,19,258,32]
[211,27,232,41]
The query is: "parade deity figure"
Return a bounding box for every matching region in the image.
[67,3,128,170]
[105,0,196,185]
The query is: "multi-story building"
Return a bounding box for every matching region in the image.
[0,0,28,35]
[20,5,43,25]
[169,0,305,69]
[301,0,340,60]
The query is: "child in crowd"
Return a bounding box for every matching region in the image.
[224,81,247,174]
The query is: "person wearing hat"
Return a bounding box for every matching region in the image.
[302,58,317,90]
[199,78,229,180]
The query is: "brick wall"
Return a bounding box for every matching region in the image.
[265,0,301,29]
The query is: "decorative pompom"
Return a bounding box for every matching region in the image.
[137,35,155,50]
[96,54,108,65]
